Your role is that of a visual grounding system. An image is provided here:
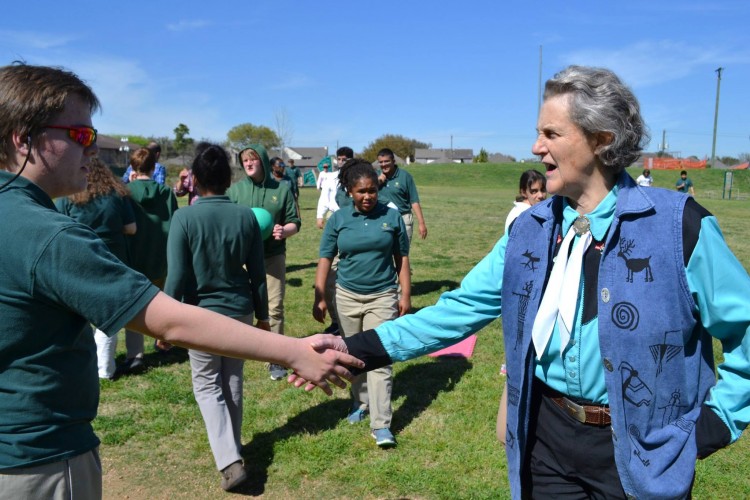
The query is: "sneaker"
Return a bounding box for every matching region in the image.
[220,460,247,491]
[347,406,368,424]
[118,356,144,375]
[323,322,339,335]
[269,363,288,381]
[371,428,396,448]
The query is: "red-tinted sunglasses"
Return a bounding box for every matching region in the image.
[44,125,98,147]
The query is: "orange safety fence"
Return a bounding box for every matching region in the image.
[644,158,707,170]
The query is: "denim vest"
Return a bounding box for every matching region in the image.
[502,174,715,499]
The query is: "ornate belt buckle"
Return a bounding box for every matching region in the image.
[563,397,586,423]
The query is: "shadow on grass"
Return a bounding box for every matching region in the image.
[112,347,189,380]
[410,279,459,297]
[286,261,317,274]
[237,398,351,495]
[236,356,471,495]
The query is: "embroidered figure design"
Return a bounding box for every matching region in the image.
[506,429,516,449]
[521,250,540,271]
[506,384,520,407]
[659,389,688,427]
[611,302,640,331]
[620,361,652,407]
[649,330,683,376]
[617,238,654,283]
[512,281,533,350]
[628,425,651,467]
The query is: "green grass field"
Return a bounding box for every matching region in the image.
[96,163,750,499]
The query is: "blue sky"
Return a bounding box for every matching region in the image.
[2,1,748,161]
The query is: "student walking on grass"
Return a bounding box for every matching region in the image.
[298,65,750,499]
[56,157,137,380]
[0,62,361,499]
[228,144,301,381]
[312,159,411,448]
[164,143,270,491]
[123,147,179,373]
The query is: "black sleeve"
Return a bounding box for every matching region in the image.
[682,198,712,267]
[695,404,732,459]
[342,329,393,374]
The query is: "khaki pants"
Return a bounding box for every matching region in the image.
[264,254,286,335]
[401,212,414,243]
[0,448,102,500]
[336,286,397,429]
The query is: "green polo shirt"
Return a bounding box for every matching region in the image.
[319,202,409,295]
[55,192,135,264]
[164,196,268,319]
[377,166,420,215]
[0,171,158,469]
[127,179,178,281]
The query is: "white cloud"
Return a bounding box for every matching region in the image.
[562,40,750,87]
[0,29,75,50]
[166,20,211,32]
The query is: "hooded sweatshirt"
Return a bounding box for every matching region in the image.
[227,144,301,258]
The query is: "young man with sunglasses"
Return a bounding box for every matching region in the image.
[0,63,362,498]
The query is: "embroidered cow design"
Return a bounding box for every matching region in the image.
[617,238,653,283]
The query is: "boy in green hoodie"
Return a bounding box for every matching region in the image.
[227,144,301,380]
[124,147,179,372]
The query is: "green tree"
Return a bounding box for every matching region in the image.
[227,123,281,151]
[173,123,194,165]
[473,148,489,163]
[361,134,431,163]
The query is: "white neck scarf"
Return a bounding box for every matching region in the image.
[531,216,592,360]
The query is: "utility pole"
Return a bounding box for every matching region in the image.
[710,67,723,168]
[538,45,543,117]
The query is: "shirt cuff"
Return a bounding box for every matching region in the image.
[696,404,732,459]
[342,329,393,375]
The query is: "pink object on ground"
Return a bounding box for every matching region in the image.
[427,334,478,358]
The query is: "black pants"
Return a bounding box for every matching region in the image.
[522,382,626,499]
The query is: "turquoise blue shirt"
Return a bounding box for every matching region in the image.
[376,189,750,442]
[320,202,409,295]
[533,186,618,403]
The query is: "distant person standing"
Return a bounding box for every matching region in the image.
[56,158,137,380]
[376,148,427,241]
[636,168,653,187]
[124,147,179,373]
[316,160,340,228]
[174,167,200,205]
[676,169,695,196]
[504,169,547,234]
[286,159,302,196]
[228,144,301,381]
[122,141,167,185]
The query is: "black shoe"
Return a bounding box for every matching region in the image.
[323,322,339,335]
[118,356,144,375]
[220,461,247,491]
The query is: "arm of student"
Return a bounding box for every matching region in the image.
[127,292,363,394]
[312,257,332,323]
[396,254,411,316]
[412,202,427,239]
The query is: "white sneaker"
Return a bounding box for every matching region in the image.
[269,364,288,381]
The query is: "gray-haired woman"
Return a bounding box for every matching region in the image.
[304,65,750,499]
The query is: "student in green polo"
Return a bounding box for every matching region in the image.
[312,159,411,448]
[164,143,270,491]
[0,63,361,498]
[376,148,427,242]
[124,147,179,373]
[227,144,301,381]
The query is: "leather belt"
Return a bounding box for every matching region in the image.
[544,390,611,426]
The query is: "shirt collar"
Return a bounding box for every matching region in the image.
[561,183,619,241]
